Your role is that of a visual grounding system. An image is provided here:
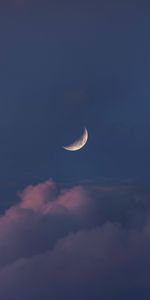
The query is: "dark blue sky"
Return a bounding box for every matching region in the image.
[1,2,150,300]
[0,0,150,193]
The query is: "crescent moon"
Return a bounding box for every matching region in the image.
[63,128,88,151]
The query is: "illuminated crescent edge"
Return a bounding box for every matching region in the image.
[63,128,88,151]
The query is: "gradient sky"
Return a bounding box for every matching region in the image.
[0,1,150,299]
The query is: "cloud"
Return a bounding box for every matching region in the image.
[19,179,93,217]
[0,179,150,299]
[0,179,93,269]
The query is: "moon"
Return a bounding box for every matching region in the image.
[63,128,88,151]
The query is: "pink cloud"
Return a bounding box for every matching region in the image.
[18,179,91,217]
[0,179,149,299]
[0,179,93,269]
[19,179,57,213]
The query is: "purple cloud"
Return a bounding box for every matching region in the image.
[0,179,150,299]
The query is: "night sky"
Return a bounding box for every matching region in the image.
[0,1,150,299]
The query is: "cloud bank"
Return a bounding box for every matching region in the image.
[0,179,150,299]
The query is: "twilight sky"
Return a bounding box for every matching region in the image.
[0,1,150,299]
